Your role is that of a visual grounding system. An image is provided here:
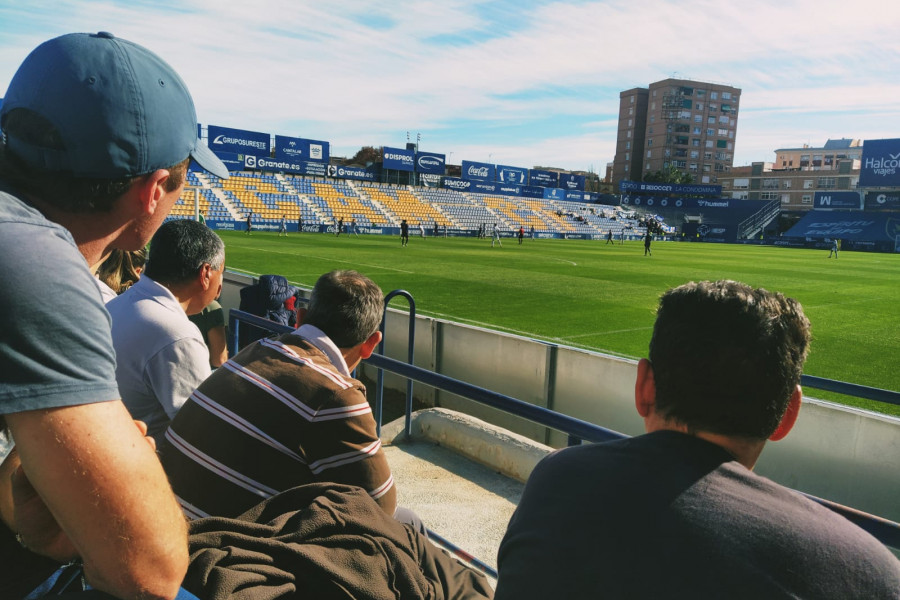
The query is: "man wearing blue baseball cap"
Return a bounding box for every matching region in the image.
[0,32,227,599]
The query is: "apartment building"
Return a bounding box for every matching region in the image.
[612,78,741,186]
[718,139,862,212]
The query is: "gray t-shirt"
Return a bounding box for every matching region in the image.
[0,184,120,456]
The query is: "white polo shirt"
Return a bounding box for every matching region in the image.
[107,275,211,442]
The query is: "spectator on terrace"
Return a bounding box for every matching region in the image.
[188,300,229,369]
[95,246,148,301]
[159,270,398,520]
[496,280,900,599]
[237,274,300,347]
[0,31,227,599]
[108,219,223,443]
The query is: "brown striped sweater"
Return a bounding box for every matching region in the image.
[158,325,396,519]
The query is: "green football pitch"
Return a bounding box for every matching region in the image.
[216,230,900,416]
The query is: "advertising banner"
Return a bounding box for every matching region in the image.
[207,150,245,172]
[566,191,593,201]
[243,154,327,176]
[328,164,378,181]
[865,191,900,211]
[496,165,528,185]
[814,191,862,210]
[559,173,586,191]
[521,185,544,199]
[619,180,722,196]
[497,184,521,196]
[462,160,495,182]
[543,187,565,200]
[418,173,442,187]
[274,135,329,163]
[383,146,415,172]
[530,169,559,188]
[471,182,499,194]
[621,196,734,209]
[415,151,446,174]
[784,210,900,242]
[208,125,269,157]
[859,138,900,187]
[443,177,471,191]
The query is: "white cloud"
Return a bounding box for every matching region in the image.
[1,0,898,172]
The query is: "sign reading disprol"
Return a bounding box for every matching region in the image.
[416,151,446,174]
[462,160,495,182]
[208,125,270,157]
[274,135,329,163]
[383,146,415,172]
[859,138,900,187]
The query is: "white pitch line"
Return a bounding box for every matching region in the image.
[561,326,654,340]
[548,257,577,266]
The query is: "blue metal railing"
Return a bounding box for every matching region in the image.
[375,290,416,438]
[801,375,900,406]
[226,308,900,566]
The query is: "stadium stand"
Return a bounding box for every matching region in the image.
[359,182,448,228]
[169,170,656,237]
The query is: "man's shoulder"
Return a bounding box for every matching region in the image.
[230,334,362,392]
[109,281,202,344]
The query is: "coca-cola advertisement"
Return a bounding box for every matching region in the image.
[461,160,495,182]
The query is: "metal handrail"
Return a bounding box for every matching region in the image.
[375,290,416,438]
[226,309,900,552]
[801,375,900,406]
[364,352,900,551]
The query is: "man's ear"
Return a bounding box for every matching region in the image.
[358,331,383,360]
[769,385,802,442]
[634,358,656,418]
[134,169,172,216]
[198,263,212,290]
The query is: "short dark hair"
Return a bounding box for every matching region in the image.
[304,270,384,348]
[0,108,187,213]
[144,219,224,286]
[648,280,811,439]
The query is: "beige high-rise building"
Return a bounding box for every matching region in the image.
[612,78,741,187]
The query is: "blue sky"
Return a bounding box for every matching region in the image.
[2,0,898,173]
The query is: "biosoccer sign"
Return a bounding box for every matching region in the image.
[859,138,900,187]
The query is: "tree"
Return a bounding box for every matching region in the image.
[643,164,694,184]
[347,146,382,167]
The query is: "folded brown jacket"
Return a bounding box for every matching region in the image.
[185,482,494,600]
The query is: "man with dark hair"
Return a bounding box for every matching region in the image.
[496,280,900,599]
[159,270,396,521]
[0,32,228,599]
[400,218,409,246]
[107,219,224,443]
[643,230,652,255]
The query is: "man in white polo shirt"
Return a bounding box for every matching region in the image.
[108,219,224,442]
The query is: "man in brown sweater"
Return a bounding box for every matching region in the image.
[159,270,396,519]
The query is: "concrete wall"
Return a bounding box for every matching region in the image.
[220,271,900,522]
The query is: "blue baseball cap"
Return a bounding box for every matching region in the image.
[1,32,228,179]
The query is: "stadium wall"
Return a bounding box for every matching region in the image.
[220,271,900,522]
